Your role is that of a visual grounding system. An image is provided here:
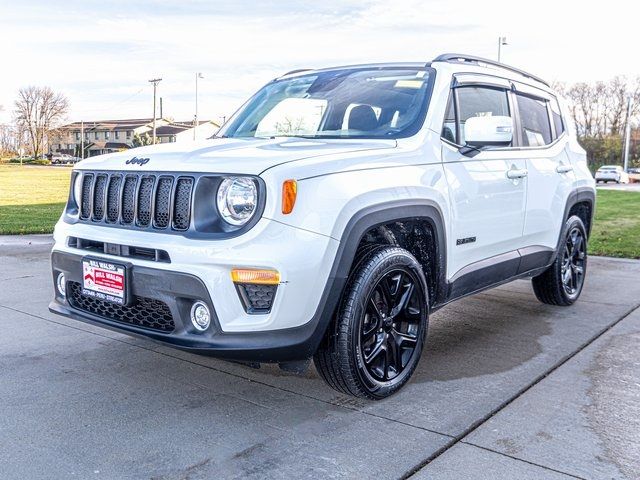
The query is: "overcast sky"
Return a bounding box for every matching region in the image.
[0,0,636,125]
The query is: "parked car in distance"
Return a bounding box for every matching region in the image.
[628,167,640,174]
[49,54,596,399]
[595,165,629,183]
[50,153,82,165]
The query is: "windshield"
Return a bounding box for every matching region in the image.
[219,67,435,140]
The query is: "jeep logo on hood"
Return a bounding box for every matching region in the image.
[126,156,150,166]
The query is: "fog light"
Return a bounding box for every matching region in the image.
[56,273,66,297]
[190,301,211,331]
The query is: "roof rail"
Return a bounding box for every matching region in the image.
[281,68,312,77]
[433,53,550,87]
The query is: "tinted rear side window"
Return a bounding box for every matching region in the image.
[516,94,552,146]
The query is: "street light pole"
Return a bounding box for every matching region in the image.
[497,36,508,63]
[195,73,203,140]
[80,120,84,159]
[149,78,162,144]
[623,95,633,172]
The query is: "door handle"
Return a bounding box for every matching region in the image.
[506,168,528,179]
[556,164,574,174]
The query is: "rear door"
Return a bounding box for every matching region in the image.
[513,85,576,257]
[441,79,528,287]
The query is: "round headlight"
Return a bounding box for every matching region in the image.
[216,177,258,226]
[73,173,83,209]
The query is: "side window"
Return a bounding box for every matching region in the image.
[441,94,456,143]
[515,94,552,147]
[550,98,565,139]
[456,87,510,146]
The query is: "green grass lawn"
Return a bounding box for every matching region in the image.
[0,164,71,234]
[1,165,639,258]
[590,189,640,259]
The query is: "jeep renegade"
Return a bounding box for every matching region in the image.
[50,54,596,399]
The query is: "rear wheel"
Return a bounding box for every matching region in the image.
[532,216,587,306]
[314,246,428,399]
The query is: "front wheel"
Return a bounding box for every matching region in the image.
[532,216,588,306]
[314,246,428,399]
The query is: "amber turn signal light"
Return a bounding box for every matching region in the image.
[282,179,297,214]
[231,268,281,285]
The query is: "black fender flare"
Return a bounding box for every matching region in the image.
[553,187,595,259]
[302,200,448,355]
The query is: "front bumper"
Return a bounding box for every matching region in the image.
[50,251,340,362]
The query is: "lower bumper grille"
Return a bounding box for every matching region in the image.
[68,281,175,332]
[235,283,277,314]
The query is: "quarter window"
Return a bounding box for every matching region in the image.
[441,94,456,143]
[455,87,511,146]
[550,98,565,139]
[515,94,552,147]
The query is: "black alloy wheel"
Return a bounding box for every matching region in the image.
[561,227,586,298]
[359,267,423,383]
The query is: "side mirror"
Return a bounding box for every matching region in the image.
[464,115,513,147]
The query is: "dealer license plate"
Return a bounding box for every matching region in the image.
[82,258,127,305]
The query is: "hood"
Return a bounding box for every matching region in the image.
[76,137,397,175]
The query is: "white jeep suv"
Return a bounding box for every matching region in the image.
[50,54,595,399]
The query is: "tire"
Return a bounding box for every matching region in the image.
[313,246,429,399]
[532,215,588,306]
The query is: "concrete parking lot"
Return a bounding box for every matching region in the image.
[1,236,639,479]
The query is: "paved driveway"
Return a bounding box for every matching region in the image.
[1,236,639,479]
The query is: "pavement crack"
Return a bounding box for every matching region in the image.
[459,441,587,479]
[400,301,640,479]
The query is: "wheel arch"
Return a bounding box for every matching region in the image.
[555,187,595,258]
[331,200,448,309]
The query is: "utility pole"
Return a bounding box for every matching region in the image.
[80,120,84,159]
[497,36,508,63]
[194,73,203,140]
[148,78,162,144]
[623,95,633,172]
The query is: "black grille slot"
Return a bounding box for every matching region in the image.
[154,177,173,228]
[121,176,137,224]
[80,174,93,219]
[68,282,175,332]
[106,175,122,222]
[92,174,108,220]
[173,178,193,230]
[236,283,277,314]
[137,176,155,226]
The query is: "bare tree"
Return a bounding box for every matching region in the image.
[14,86,69,158]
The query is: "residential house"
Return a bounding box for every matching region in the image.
[52,118,220,157]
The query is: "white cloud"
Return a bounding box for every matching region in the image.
[0,0,637,124]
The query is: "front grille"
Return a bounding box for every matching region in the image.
[68,281,175,332]
[78,172,193,232]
